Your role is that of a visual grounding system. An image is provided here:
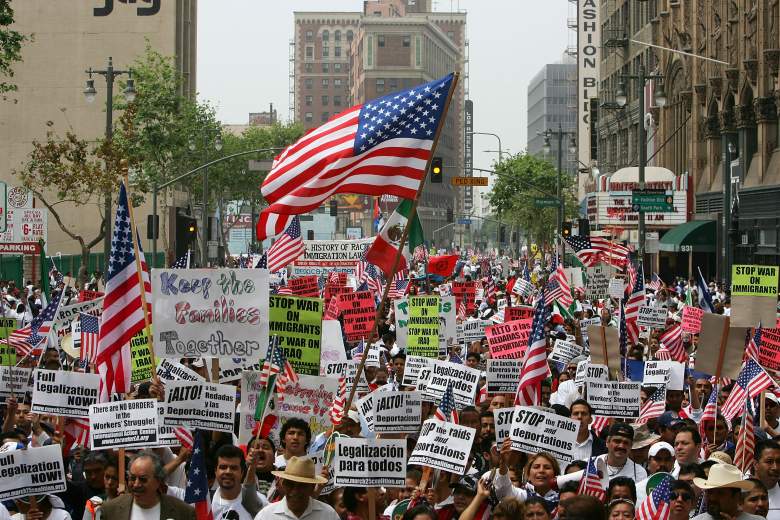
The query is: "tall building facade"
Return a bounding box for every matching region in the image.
[293,0,466,245]
[1,0,197,256]
[527,59,577,177]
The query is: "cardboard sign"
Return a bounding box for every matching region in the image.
[493,407,515,445]
[31,370,100,418]
[586,381,641,418]
[759,328,780,372]
[608,278,625,299]
[407,296,440,358]
[505,306,534,322]
[452,282,477,315]
[0,367,32,399]
[457,320,491,345]
[151,268,270,359]
[373,391,422,433]
[89,399,159,450]
[288,276,320,298]
[0,318,18,366]
[338,291,375,343]
[163,380,236,433]
[408,419,476,475]
[732,265,779,297]
[418,360,480,407]
[549,339,583,366]
[130,327,154,384]
[637,306,667,328]
[269,295,324,376]
[334,438,406,487]
[510,406,579,463]
[681,306,703,334]
[275,375,338,438]
[0,445,66,500]
[696,313,749,380]
[587,325,620,367]
[586,265,609,300]
[156,358,205,382]
[486,359,523,393]
[402,355,434,387]
[486,320,531,359]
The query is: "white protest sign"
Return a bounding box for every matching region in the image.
[637,306,667,328]
[275,375,338,439]
[402,355,434,387]
[0,445,66,500]
[31,370,99,418]
[323,361,369,394]
[643,360,672,388]
[549,339,583,366]
[238,370,263,446]
[666,361,685,391]
[420,360,481,406]
[493,407,515,445]
[357,392,375,431]
[334,438,406,487]
[373,391,422,433]
[608,278,625,299]
[156,358,206,382]
[155,402,181,447]
[566,267,584,288]
[510,406,579,463]
[575,362,608,388]
[151,268,269,359]
[486,359,523,393]
[89,399,159,450]
[163,380,236,433]
[0,367,32,399]
[585,265,609,300]
[408,419,476,475]
[311,449,337,496]
[457,320,491,345]
[320,320,348,370]
[580,317,601,344]
[585,381,641,418]
[219,358,260,384]
[394,297,457,352]
[52,298,104,332]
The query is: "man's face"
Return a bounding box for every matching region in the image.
[488,395,505,411]
[540,385,551,405]
[466,356,479,369]
[609,485,633,501]
[374,369,388,385]
[674,432,699,464]
[706,488,740,517]
[666,390,684,411]
[606,435,631,465]
[755,447,780,488]
[281,479,314,511]
[14,404,31,429]
[570,404,592,434]
[766,400,780,421]
[128,458,161,508]
[284,427,307,456]
[452,490,474,513]
[392,358,405,379]
[83,462,106,490]
[694,379,712,400]
[718,388,729,406]
[479,416,495,441]
[669,487,694,518]
[215,456,242,492]
[742,484,769,517]
[400,477,418,500]
[649,450,674,473]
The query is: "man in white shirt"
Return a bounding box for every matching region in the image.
[599,423,648,481]
[569,399,607,463]
[212,445,268,520]
[692,463,762,520]
[754,439,780,519]
[254,457,339,520]
[672,425,703,477]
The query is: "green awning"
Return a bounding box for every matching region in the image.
[659,220,716,253]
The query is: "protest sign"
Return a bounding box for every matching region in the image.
[269,295,324,376]
[493,407,515,445]
[338,291,375,343]
[510,406,579,463]
[0,367,32,399]
[275,375,338,438]
[219,357,261,384]
[156,358,205,382]
[31,370,99,418]
[637,306,667,328]
[155,402,181,447]
[163,380,236,433]
[452,282,477,315]
[419,360,480,406]
[585,265,609,300]
[696,313,749,380]
[579,317,601,344]
[324,361,368,394]
[373,391,422,433]
[334,438,406,487]
[89,399,159,450]
[505,306,534,322]
[485,320,531,359]
[319,320,347,371]
[0,445,66,500]
[566,267,584,288]
[78,289,104,301]
[357,392,375,431]
[608,278,625,299]
[293,238,372,277]
[575,362,608,388]
[402,355,433,387]
[408,419,476,475]
[394,297,455,353]
[682,306,703,334]
[732,265,779,297]
[288,276,320,298]
[586,381,641,418]
[486,359,523,393]
[0,318,17,366]
[130,327,154,384]
[457,320,491,345]
[587,325,620,368]
[407,296,440,358]
[151,268,269,359]
[643,360,672,388]
[52,298,103,332]
[549,339,583,366]
[759,328,780,372]
[238,370,263,445]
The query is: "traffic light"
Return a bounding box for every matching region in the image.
[499,225,506,243]
[446,207,454,223]
[562,222,572,238]
[578,218,590,237]
[147,214,159,240]
[329,199,337,216]
[430,157,443,183]
[175,212,197,259]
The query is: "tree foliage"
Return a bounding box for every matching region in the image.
[0,0,30,98]
[488,153,578,248]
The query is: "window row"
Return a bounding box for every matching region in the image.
[304,112,334,123]
[305,29,354,43]
[377,35,411,47]
[305,46,344,59]
[304,78,346,89]
[305,95,343,107]
[304,63,345,73]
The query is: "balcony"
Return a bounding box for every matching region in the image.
[603,27,628,48]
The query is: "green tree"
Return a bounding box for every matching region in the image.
[0,0,30,99]
[488,153,578,251]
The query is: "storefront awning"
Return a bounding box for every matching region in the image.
[659,220,716,253]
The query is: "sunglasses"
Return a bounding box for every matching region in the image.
[670,492,692,501]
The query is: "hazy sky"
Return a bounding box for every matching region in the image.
[197,0,570,173]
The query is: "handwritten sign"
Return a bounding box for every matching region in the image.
[89,399,159,450]
[759,328,780,372]
[274,375,338,439]
[269,295,324,376]
[681,306,703,334]
[338,291,375,342]
[407,296,441,357]
[510,406,578,463]
[485,320,531,359]
[608,278,625,299]
[586,265,609,300]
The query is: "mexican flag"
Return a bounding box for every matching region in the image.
[365,199,424,276]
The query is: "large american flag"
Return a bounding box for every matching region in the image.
[434,382,459,424]
[79,312,100,364]
[659,324,685,362]
[264,216,305,273]
[257,73,456,240]
[564,235,630,268]
[26,288,64,352]
[550,259,572,308]
[184,432,214,520]
[356,260,383,294]
[635,386,667,424]
[636,473,673,520]
[5,327,33,357]
[514,293,551,406]
[96,182,151,402]
[721,358,774,421]
[734,402,755,474]
[623,263,645,345]
[746,325,762,362]
[577,457,606,501]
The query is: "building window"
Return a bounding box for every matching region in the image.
[376,78,385,93]
[322,30,329,41]
[305,112,313,122]
[306,46,313,59]
[335,46,341,58]
[367,36,374,66]
[322,95,329,106]
[389,78,398,90]
[347,30,354,41]
[403,35,411,47]
[335,30,341,42]
[305,78,313,89]
[334,63,342,72]
[334,78,343,88]
[305,95,313,106]
[378,35,385,47]
[322,78,329,88]
[322,46,329,58]
[334,95,342,106]
[322,63,329,73]
[305,30,313,42]
[447,31,454,41]
[304,63,313,73]
[321,112,330,122]
[415,36,421,66]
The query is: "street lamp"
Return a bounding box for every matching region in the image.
[468,132,503,165]
[188,132,224,267]
[83,57,136,269]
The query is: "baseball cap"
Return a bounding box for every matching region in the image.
[657,411,685,429]
[648,442,674,458]
[450,475,478,495]
[608,423,634,441]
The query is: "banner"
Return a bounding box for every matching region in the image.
[510,406,578,463]
[408,419,476,475]
[637,306,667,328]
[505,306,534,322]
[0,445,66,500]
[402,355,434,387]
[130,327,154,384]
[338,291,375,343]
[288,276,320,298]
[334,438,406,487]
[493,407,514,445]
[418,360,480,406]
[151,268,269,359]
[275,375,338,438]
[373,391,422,433]
[294,238,373,276]
[486,359,523,393]
[731,265,779,297]
[52,298,103,332]
[0,367,32,399]
[89,399,159,450]
[31,370,99,418]
[681,306,703,334]
[269,295,324,376]
[163,381,236,433]
[585,381,641,418]
[452,282,477,315]
[156,358,205,382]
[486,320,531,359]
[407,296,440,357]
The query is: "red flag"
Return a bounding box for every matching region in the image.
[427,255,458,277]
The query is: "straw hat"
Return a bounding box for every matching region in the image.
[692,463,753,490]
[271,456,327,485]
[631,424,660,450]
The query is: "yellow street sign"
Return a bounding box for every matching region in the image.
[451,177,488,186]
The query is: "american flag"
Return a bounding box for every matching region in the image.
[264,216,305,273]
[543,278,563,307]
[648,272,663,291]
[624,264,645,345]
[746,325,762,362]
[330,376,347,426]
[635,386,667,424]
[174,427,194,450]
[659,324,686,362]
[577,457,606,501]
[96,183,151,402]
[434,382,459,424]
[26,288,64,351]
[457,300,467,320]
[79,312,100,364]
[592,416,610,435]
[387,274,410,300]
[698,384,719,450]
[721,358,774,421]
[184,431,214,520]
[259,336,298,391]
[351,340,365,363]
[63,418,90,454]
[274,345,299,401]
[49,260,64,285]
[551,261,572,308]
[625,262,637,297]
[514,293,551,406]
[171,250,190,268]
[483,277,498,302]
[257,73,456,240]
[734,402,755,474]
[7,326,34,357]
[563,235,630,268]
[512,277,533,298]
[654,346,672,360]
[356,260,383,293]
[636,473,672,520]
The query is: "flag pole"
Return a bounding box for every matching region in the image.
[712,316,730,444]
[343,72,460,418]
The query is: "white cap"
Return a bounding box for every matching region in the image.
[648,442,674,457]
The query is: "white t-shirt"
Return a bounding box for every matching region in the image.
[212,493,253,520]
[768,483,780,520]
[130,502,160,520]
[11,510,70,520]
